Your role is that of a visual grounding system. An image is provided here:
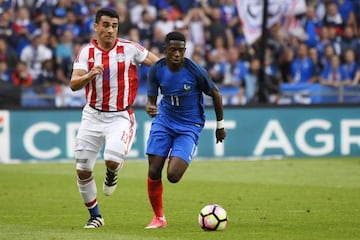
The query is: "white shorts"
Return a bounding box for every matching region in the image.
[75,104,136,171]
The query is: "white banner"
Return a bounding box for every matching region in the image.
[236,0,307,44]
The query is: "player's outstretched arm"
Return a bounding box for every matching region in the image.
[143,51,160,66]
[211,86,226,143]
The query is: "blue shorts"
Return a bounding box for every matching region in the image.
[146,116,203,164]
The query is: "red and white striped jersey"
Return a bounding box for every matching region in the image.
[73,38,149,111]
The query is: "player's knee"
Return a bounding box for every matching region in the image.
[75,150,97,172]
[105,160,123,171]
[167,173,181,183]
[77,170,92,181]
[148,167,162,179]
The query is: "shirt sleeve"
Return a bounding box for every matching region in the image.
[73,46,89,71]
[133,42,149,64]
[197,64,216,96]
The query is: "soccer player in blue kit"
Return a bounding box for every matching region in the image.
[144,31,227,228]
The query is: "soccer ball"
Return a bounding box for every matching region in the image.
[198,204,228,231]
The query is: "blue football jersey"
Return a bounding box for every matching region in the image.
[147,58,216,125]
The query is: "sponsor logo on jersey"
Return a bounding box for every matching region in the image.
[117,53,125,62]
[184,84,191,91]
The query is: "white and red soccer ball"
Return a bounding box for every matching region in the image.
[198,204,228,231]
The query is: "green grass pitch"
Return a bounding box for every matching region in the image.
[0,158,359,240]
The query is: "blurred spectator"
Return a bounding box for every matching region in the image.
[174,20,194,59]
[311,0,326,21]
[172,0,197,13]
[55,40,86,107]
[117,3,133,37]
[223,47,248,87]
[279,47,295,83]
[12,60,32,87]
[130,0,157,25]
[315,26,331,64]
[128,26,149,49]
[353,0,360,34]
[323,2,344,35]
[320,54,351,88]
[153,8,175,36]
[19,29,52,82]
[137,9,155,41]
[263,47,279,80]
[103,0,118,9]
[31,0,57,24]
[192,51,207,68]
[327,26,341,55]
[0,37,18,72]
[182,7,211,46]
[340,25,359,56]
[0,0,12,12]
[308,47,322,83]
[219,0,239,35]
[206,6,234,49]
[302,4,321,47]
[0,59,20,107]
[149,0,171,10]
[291,42,316,83]
[36,59,57,91]
[55,29,73,65]
[60,10,82,39]
[320,43,336,70]
[208,35,229,85]
[71,0,89,24]
[81,2,102,43]
[0,10,15,46]
[340,48,359,82]
[159,1,183,21]
[50,0,72,36]
[150,25,165,54]
[239,57,260,105]
[0,61,11,83]
[263,48,280,102]
[239,57,278,104]
[353,71,360,85]
[12,6,36,47]
[335,0,356,32]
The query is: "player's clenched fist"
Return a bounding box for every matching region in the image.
[145,104,158,117]
[88,65,104,78]
[215,128,226,143]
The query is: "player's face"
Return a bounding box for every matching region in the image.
[94,16,119,49]
[165,41,186,66]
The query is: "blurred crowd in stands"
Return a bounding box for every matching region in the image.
[0,0,360,107]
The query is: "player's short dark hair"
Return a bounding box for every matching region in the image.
[165,31,186,44]
[95,8,119,23]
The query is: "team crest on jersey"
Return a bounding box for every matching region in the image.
[117,53,125,62]
[183,84,191,91]
[88,58,94,63]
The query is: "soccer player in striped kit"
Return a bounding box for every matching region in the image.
[69,8,159,228]
[144,31,226,228]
